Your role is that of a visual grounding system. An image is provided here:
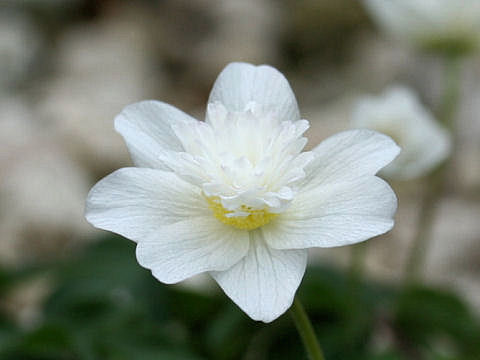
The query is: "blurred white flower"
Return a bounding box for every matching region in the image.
[86,63,399,322]
[352,86,451,180]
[364,0,480,55]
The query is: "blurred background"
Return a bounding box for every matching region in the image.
[0,0,479,359]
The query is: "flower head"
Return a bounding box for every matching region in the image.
[85,63,400,322]
[364,0,480,56]
[352,86,451,180]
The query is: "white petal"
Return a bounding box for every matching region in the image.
[136,217,249,284]
[263,176,397,249]
[301,129,400,192]
[208,62,300,123]
[114,100,197,168]
[85,168,209,242]
[211,230,307,323]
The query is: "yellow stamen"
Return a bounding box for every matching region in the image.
[207,196,277,230]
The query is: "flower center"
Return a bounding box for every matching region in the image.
[207,196,277,230]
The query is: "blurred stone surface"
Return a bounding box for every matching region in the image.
[424,196,480,309]
[0,141,93,265]
[157,0,284,104]
[193,0,283,77]
[36,6,162,173]
[0,95,94,265]
[349,34,413,92]
[0,10,41,89]
[303,95,355,149]
[0,97,38,165]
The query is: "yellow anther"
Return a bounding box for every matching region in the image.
[207,197,277,230]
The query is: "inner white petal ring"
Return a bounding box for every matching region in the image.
[169,101,313,230]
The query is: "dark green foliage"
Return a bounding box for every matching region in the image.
[0,237,479,360]
[395,286,480,359]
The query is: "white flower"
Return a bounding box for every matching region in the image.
[352,86,451,180]
[85,63,400,322]
[363,0,480,55]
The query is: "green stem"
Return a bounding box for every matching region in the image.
[404,56,461,285]
[289,297,325,360]
[403,169,443,284]
[439,56,461,131]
